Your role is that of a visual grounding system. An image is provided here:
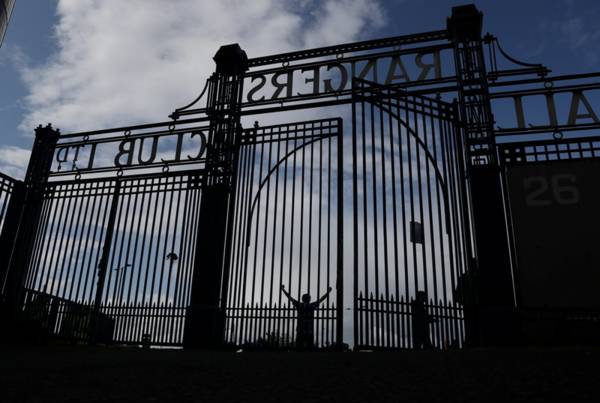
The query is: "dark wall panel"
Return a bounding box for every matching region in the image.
[507,158,600,309]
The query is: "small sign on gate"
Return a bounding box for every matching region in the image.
[410,221,424,244]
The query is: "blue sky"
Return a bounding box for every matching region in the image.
[1,0,600,178]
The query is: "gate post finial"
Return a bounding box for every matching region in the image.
[213,44,248,76]
[447,4,483,42]
[25,124,59,187]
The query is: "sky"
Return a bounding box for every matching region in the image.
[1,0,600,179]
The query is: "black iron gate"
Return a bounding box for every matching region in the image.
[21,171,202,346]
[4,4,599,350]
[6,119,211,346]
[224,118,344,349]
[351,79,472,349]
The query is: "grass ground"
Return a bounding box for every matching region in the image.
[1,345,599,402]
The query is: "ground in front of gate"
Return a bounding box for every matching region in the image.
[1,345,599,402]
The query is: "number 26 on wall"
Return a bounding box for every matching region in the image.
[523,174,580,206]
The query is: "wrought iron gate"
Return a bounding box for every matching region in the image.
[6,119,211,347]
[224,118,344,349]
[21,172,202,346]
[5,4,598,350]
[351,79,472,349]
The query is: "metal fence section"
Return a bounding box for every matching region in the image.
[0,173,16,242]
[351,79,472,349]
[224,119,343,348]
[21,171,202,346]
[225,304,337,349]
[356,295,464,349]
[0,172,20,294]
[21,288,187,346]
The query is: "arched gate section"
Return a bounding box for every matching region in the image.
[351,79,473,349]
[224,118,344,349]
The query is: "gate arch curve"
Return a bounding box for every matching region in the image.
[224,119,344,349]
[351,79,473,349]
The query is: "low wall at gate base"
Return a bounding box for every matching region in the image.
[20,290,115,344]
[506,158,600,343]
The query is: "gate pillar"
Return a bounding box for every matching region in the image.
[0,180,24,296]
[1,124,58,322]
[448,5,520,346]
[183,44,247,349]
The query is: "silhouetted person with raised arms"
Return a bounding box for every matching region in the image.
[281,284,332,350]
[411,290,434,349]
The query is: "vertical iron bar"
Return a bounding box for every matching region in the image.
[90,181,121,344]
[336,119,344,348]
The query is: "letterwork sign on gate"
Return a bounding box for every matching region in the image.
[507,158,600,309]
[243,46,452,104]
[493,89,600,134]
[51,127,209,175]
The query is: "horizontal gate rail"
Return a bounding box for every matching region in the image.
[225,303,337,349]
[45,169,203,196]
[21,288,187,346]
[240,119,340,145]
[58,116,210,139]
[356,295,465,350]
[247,29,449,67]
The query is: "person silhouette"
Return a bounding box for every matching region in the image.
[281,284,332,350]
[411,290,434,349]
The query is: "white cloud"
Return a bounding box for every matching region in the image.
[18,0,385,134]
[303,0,384,48]
[0,145,29,179]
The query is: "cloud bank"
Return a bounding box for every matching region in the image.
[0,145,29,178]
[18,0,384,134]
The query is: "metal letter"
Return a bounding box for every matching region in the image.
[415,50,442,80]
[114,139,134,167]
[568,90,600,125]
[187,131,207,160]
[270,71,294,99]
[86,143,97,170]
[323,63,348,92]
[352,59,378,82]
[247,75,267,102]
[528,93,559,128]
[137,135,159,165]
[71,144,85,170]
[297,66,320,96]
[174,132,184,161]
[385,56,411,84]
[545,93,559,127]
[512,95,526,129]
[55,146,69,170]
